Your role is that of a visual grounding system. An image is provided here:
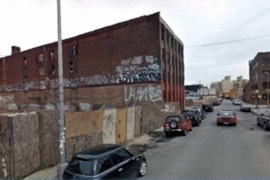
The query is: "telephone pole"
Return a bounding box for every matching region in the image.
[57,0,66,177]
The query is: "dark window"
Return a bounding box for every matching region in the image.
[67,158,96,176]
[70,61,74,73]
[97,156,114,174]
[49,64,56,76]
[23,57,28,79]
[161,25,165,41]
[166,116,183,122]
[171,37,174,48]
[262,82,270,89]
[110,149,132,165]
[166,31,170,45]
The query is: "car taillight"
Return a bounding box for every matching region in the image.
[164,122,170,128]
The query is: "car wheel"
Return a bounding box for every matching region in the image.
[138,161,147,177]
[199,120,202,123]
[257,121,260,126]
[181,130,187,136]
[197,122,200,126]
[217,122,219,126]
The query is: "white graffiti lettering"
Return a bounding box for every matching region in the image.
[124,85,162,102]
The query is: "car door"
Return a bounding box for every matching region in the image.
[110,149,137,178]
[97,155,120,180]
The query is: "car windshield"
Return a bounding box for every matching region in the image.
[67,157,96,176]
[166,116,184,122]
[219,112,234,117]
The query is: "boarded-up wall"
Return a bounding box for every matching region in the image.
[13,113,39,178]
[65,111,103,138]
[103,110,117,144]
[116,109,127,144]
[134,106,142,136]
[127,107,135,140]
[38,110,60,167]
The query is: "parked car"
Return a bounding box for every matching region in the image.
[163,115,192,137]
[217,111,237,126]
[213,100,221,106]
[202,104,214,112]
[233,99,241,105]
[181,110,200,127]
[193,107,206,120]
[257,110,270,131]
[63,144,147,179]
[240,103,252,112]
[190,109,203,122]
[217,98,223,104]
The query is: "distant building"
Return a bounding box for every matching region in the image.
[210,81,221,91]
[221,78,233,93]
[244,51,270,104]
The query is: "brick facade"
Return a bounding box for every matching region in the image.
[0,12,185,110]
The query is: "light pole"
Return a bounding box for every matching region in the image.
[57,0,66,177]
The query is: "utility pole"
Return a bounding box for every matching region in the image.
[266,71,269,109]
[57,0,66,177]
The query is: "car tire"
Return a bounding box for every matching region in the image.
[197,122,200,126]
[257,121,260,126]
[217,123,219,126]
[138,161,147,177]
[181,130,187,136]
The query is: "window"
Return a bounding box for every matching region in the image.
[23,57,27,66]
[38,53,44,62]
[50,50,54,60]
[166,31,170,45]
[67,158,96,176]
[49,64,56,76]
[161,25,165,41]
[72,45,77,55]
[70,61,74,73]
[39,67,45,76]
[97,156,113,174]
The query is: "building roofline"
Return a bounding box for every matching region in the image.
[1,12,172,59]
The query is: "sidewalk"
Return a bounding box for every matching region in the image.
[24,126,164,180]
[249,104,270,115]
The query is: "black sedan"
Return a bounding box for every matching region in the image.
[63,144,147,179]
[181,110,200,126]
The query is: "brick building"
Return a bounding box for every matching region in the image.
[244,51,270,104]
[0,12,185,110]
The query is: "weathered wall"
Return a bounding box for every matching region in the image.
[127,107,135,140]
[134,106,142,136]
[103,110,117,144]
[38,110,60,166]
[116,109,127,144]
[66,132,103,162]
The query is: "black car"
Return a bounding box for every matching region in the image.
[63,144,147,179]
[192,107,206,120]
[202,104,214,112]
[181,110,200,126]
[213,100,221,106]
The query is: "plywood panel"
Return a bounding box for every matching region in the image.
[103,110,117,144]
[65,111,103,138]
[127,107,135,140]
[116,109,127,144]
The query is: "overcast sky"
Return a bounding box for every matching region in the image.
[1,0,270,87]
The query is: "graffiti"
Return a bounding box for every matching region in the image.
[117,55,161,84]
[0,55,161,92]
[124,85,162,103]
[0,95,14,107]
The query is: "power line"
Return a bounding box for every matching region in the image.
[186,34,270,48]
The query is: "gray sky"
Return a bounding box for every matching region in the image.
[1,0,270,87]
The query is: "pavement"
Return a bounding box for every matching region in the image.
[23,127,165,180]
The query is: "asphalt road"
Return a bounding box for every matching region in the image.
[142,100,270,179]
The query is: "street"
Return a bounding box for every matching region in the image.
[142,100,270,179]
